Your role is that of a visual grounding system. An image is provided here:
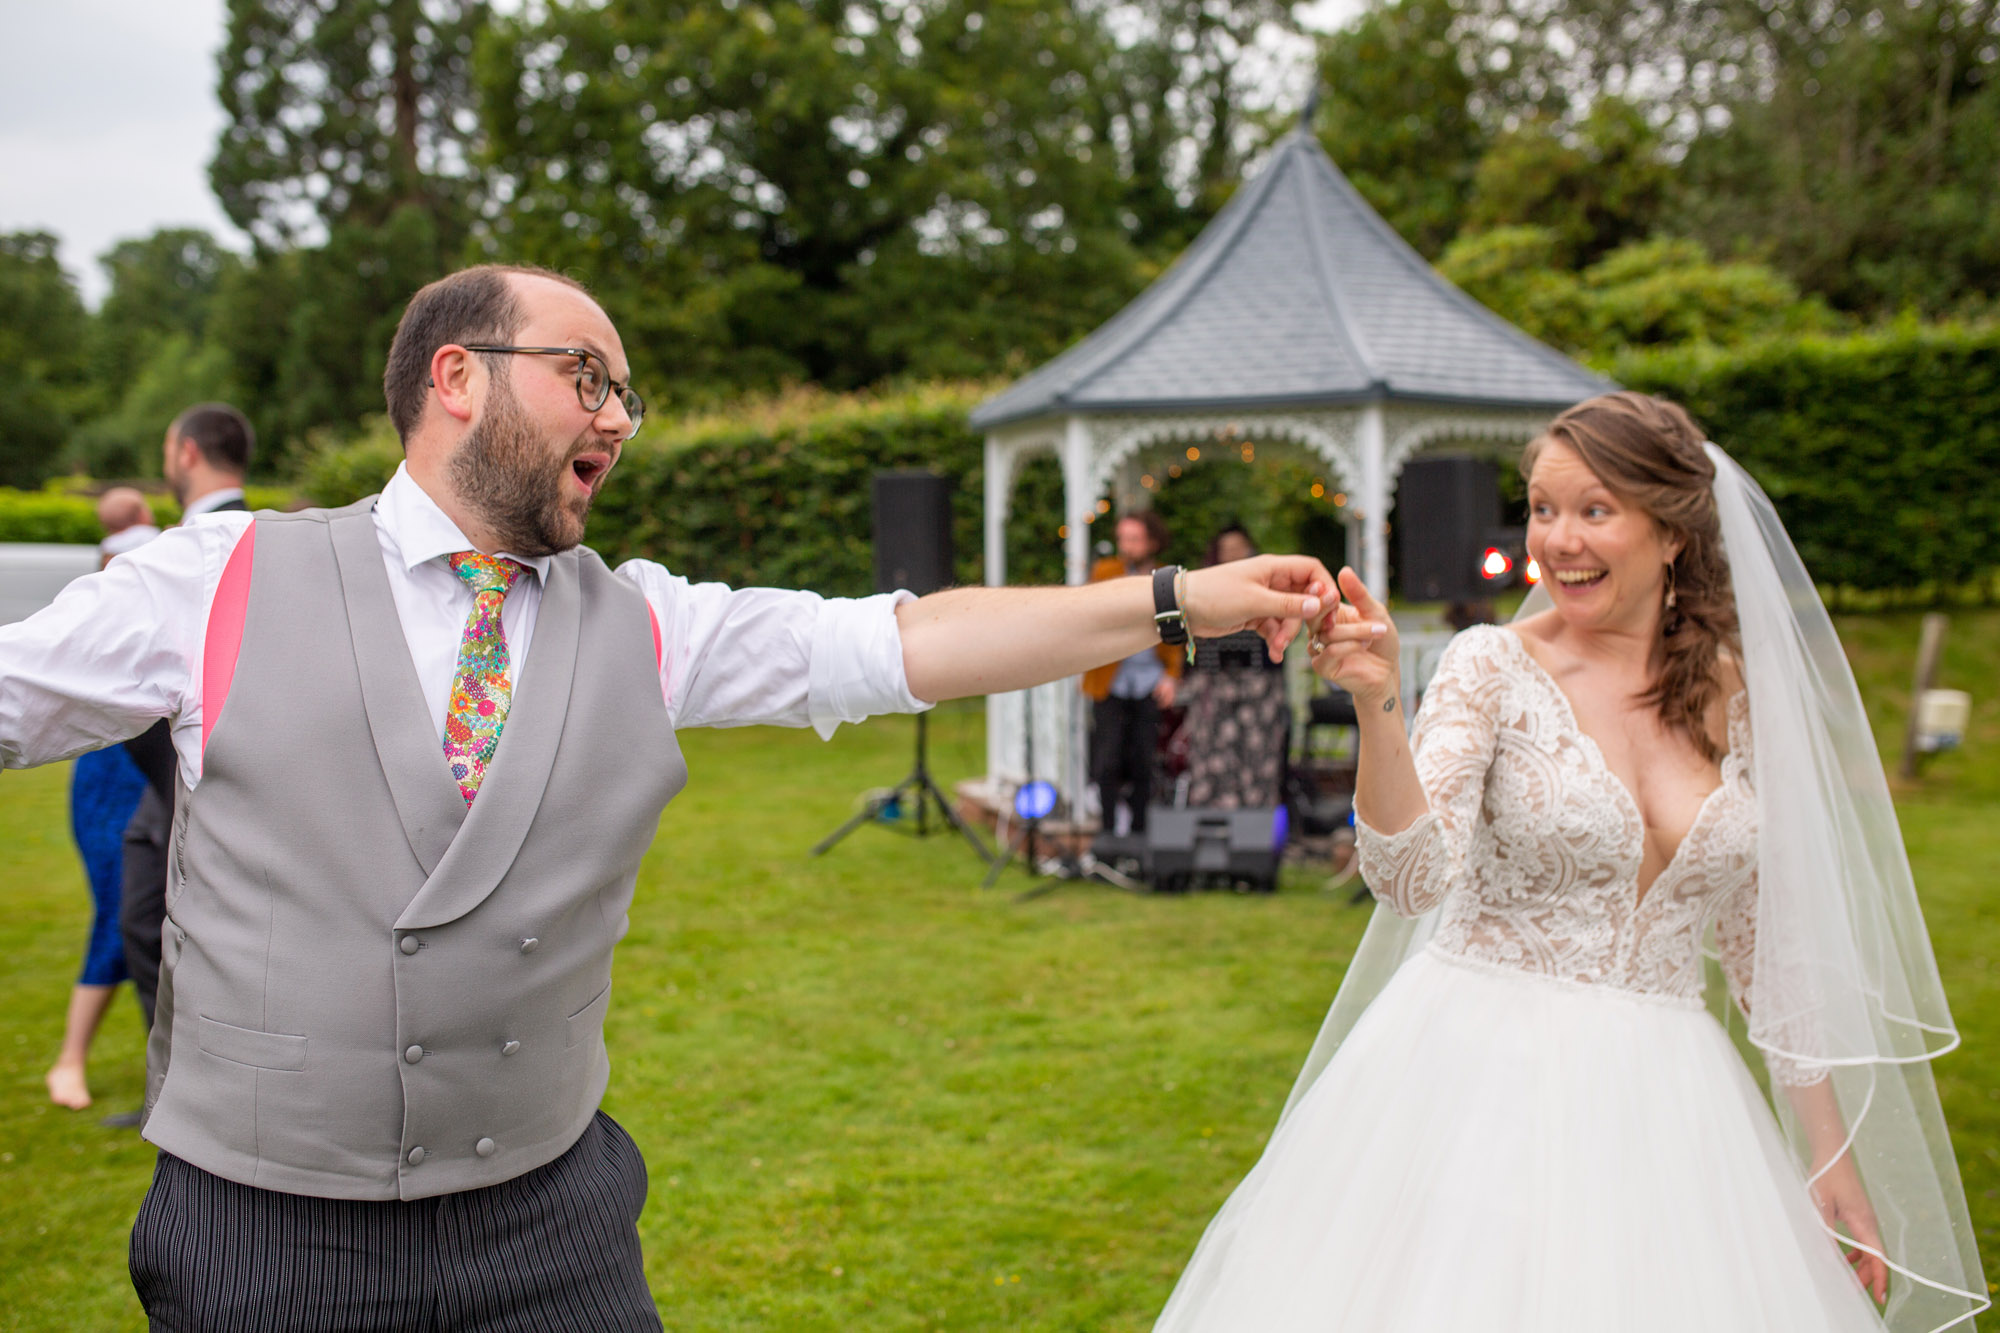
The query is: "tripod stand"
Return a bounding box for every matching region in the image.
[980,685,1145,897]
[981,687,1052,889]
[812,712,994,864]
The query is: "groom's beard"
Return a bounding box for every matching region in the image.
[448,383,596,558]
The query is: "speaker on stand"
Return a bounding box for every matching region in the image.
[812,471,994,866]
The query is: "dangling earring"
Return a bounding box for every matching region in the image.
[1663,563,1678,611]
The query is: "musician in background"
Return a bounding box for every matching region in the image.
[1082,512,1184,835]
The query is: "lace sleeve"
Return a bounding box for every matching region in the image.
[1353,629,1502,918]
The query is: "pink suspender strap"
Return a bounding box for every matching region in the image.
[648,605,664,668]
[201,522,256,756]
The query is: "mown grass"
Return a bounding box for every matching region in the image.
[1,611,1996,1330]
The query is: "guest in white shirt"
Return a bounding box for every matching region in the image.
[113,405,257,1070]
[0,263,1336,1331]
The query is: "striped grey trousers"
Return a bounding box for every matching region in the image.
[129,1111,662,1332]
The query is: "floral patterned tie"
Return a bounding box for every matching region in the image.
[443,552,527,804]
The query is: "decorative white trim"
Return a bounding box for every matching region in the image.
[979,404,1553,799]
[1084,410,1366,499]
[1380,407,1555,489]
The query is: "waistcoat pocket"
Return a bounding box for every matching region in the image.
[196,1014,308,1070]
[566,982,612,1049]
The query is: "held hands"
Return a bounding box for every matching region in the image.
[1812,1154,1891,1305]
[1305,567,1399,708]
[1181,555,1335,662]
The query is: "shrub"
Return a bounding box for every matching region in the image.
[0,481,300,544]
[295,383,1070,593]
[1618,321,2000,598]
[584,382,1069,594]
[1439,228,1840,358]
[297,415,404,508]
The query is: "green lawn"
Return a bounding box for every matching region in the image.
[2,612,1997,1330]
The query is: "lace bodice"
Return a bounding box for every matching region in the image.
[1357,625,1768,1027]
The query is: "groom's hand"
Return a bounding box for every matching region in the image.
[1182,554,1336,662]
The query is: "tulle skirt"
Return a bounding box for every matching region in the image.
[1154,947,1887,1332]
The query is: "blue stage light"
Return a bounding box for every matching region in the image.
[1014,780,1058,821]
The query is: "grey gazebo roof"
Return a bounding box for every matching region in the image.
[971,127,1612,431]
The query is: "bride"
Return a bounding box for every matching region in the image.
[1153,393,1986,1332]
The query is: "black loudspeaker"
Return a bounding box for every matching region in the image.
[873,471,955,596]
[1143,806,1283,894]
[1396,456,1501,603]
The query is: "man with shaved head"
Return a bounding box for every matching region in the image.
[0,264,1335,1329]
[93,488,158,566]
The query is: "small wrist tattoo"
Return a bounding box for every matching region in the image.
[1382,696,1397,712]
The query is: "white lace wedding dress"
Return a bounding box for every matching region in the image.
[1154,624,1886,1332]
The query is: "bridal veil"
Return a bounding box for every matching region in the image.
[1280,444,1987,1331]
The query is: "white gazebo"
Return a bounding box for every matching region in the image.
[968,121,1612,810]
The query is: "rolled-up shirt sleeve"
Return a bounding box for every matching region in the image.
[0,520,231,771]
[617,559,930,736]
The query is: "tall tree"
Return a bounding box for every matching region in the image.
[1093,0,1304,253]
[212,0,487,248]
[476,0,1305,401]
[1313,0,1519,258]
[0,233,94,486]
[209,0,490,453]
[1463,98,1673,267]
[92,228,240,383]
[478,0,1123,396]
[1678,0,2000,313]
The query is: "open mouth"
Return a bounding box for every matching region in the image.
[1551,568,1607,588]
[570,454,610,492]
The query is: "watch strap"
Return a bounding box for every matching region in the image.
[1152,565,1188,645]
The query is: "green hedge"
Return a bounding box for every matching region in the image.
[1617,321,2000,598]
[300,386,1072,595]
[586,383,1069,595]
[0,482,300,544]
[114,323,1998,603]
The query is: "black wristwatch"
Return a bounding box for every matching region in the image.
[1152,565,1189,646]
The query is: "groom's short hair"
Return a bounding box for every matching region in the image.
[383,264,593,444]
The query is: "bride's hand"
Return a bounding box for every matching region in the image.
[1307,567,1399,707]
[1812,1154,1889,1304]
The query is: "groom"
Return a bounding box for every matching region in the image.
[0,263,1331,1330]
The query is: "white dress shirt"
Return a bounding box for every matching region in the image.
[182,487,246,521]
[0,464,926,785]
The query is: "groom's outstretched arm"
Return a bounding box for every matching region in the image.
[895,554,1333,703]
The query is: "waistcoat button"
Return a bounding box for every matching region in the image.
[519,937,539,954]
[475,1137,497,1158]
[399,936,420,955]
[404,1045,424,1064]
[407,1146,426,1165]
[501,1040,520,1056]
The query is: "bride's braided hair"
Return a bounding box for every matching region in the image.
[1523,392,1742,764]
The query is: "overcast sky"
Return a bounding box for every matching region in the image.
[1,0,1357,308]
[0,0,240,305]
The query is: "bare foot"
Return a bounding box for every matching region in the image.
[46,1063,92,1110]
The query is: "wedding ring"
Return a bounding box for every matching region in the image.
[1310,639,1325,655]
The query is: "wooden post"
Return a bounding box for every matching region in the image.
[1898,613,1950,780]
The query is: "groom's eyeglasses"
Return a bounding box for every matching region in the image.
[461,345,646,439]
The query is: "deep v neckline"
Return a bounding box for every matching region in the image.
[1495,628,1735,907]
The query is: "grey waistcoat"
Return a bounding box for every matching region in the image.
[142,499,686,1201]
